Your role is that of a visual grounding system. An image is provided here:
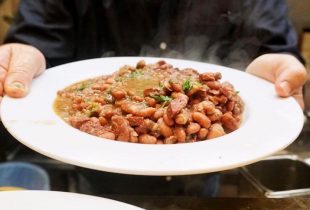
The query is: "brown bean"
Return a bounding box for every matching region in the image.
[205,81,221,90]
[145,97,157,107]
[192,112,211,129]
[208,109,222,122]
[127,116,144,127]
[187,85,202,96]
[153,108,164,120]
[137,107,157,117]
[99,116,108,126]
[92,83,110,91]
[136,60,146,69]
[163,112,174,126]
[132,95,144,102]
[201,101,216,115]
[170,82,182,92]
[130,136,138,143]
[221,112,239,132]
[156,140,164,144]
[112,90,126,100]
[226,100,235,112]
[198,128,208,140]
[164,136,177,144]
[207,123,225,139]
[175,110,189,125]
[158,118,174,137]
[175,126,186,143]
[186,122,201,135]
[139,134,157,144]
[100,132,116,140]
[135,125,148,134]
[200,72,216,81]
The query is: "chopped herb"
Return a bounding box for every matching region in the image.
[182,79,192,92]
[151,95,172,103]
[129,70,144,79]
[236,91,240,94]
[77,83,89,91]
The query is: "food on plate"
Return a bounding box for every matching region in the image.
[54,60,244,144]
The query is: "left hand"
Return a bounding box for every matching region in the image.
[246,53,308,109]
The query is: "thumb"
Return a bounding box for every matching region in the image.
[3,44,46,98]
[274,60,308,98]
[246,54,308,97]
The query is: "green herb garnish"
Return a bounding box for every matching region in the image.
[151,95,172,103]
[129,70,144,79]
[77,83,89,91]
[182,79,193,92]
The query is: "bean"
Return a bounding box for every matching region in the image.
[170,82,182,92]
[127,116,144,127]
[136,60,146,69]
[145,97,157,107]
[175,126,186,143]
[226,100,235,112]
[221,112,239,132]
[163,112,174,126]
[175,110,189,125]
[207,123,225,139]
[192,112,211,129]
[208,109,222,122]
[158,118,174,137]
[164,136,177,144]
[186,122,201,135]
[132,95,144,102]
[112,90,126,100]
[139,134,157,144]
[99,116,108,126]
[201,101,216,115]
[156,140,164,144]
[153,108,164,120]
[200,72,216,81]
[100,132,116,140]
[198,128,208,140]
[205,81,221,90]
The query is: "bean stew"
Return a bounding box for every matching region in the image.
[54,60,244,144]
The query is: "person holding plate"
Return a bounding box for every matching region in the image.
[0,0,307,196]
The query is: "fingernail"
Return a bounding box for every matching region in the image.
[10,82,25,90]
[280,81,291,96]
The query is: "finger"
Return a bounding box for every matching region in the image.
[246,54,308,97]
[0,44,11,96]
[274,57,308,97]
[4,44,46,98]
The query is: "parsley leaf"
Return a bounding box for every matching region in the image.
[182,79,192,92]
[129,70,144,79]
[151,95,172,103]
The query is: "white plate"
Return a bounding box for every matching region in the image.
[0,191,143,210]
[0,57,304,175]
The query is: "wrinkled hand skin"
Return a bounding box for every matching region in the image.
[246,54,308,109]
[0,43,46,104]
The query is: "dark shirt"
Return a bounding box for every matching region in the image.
[5,0,302,68]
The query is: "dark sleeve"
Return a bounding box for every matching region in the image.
[4,0,75,67]
[242,0,304,63]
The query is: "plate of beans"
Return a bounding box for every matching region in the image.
[0,57,303,175]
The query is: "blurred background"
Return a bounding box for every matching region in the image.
[1,0,310,199]
[1,0,310,70]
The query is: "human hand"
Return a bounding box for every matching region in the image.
[0,43,46,103]
[246,54,308,109]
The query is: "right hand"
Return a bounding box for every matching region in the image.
[0,43,46,103]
